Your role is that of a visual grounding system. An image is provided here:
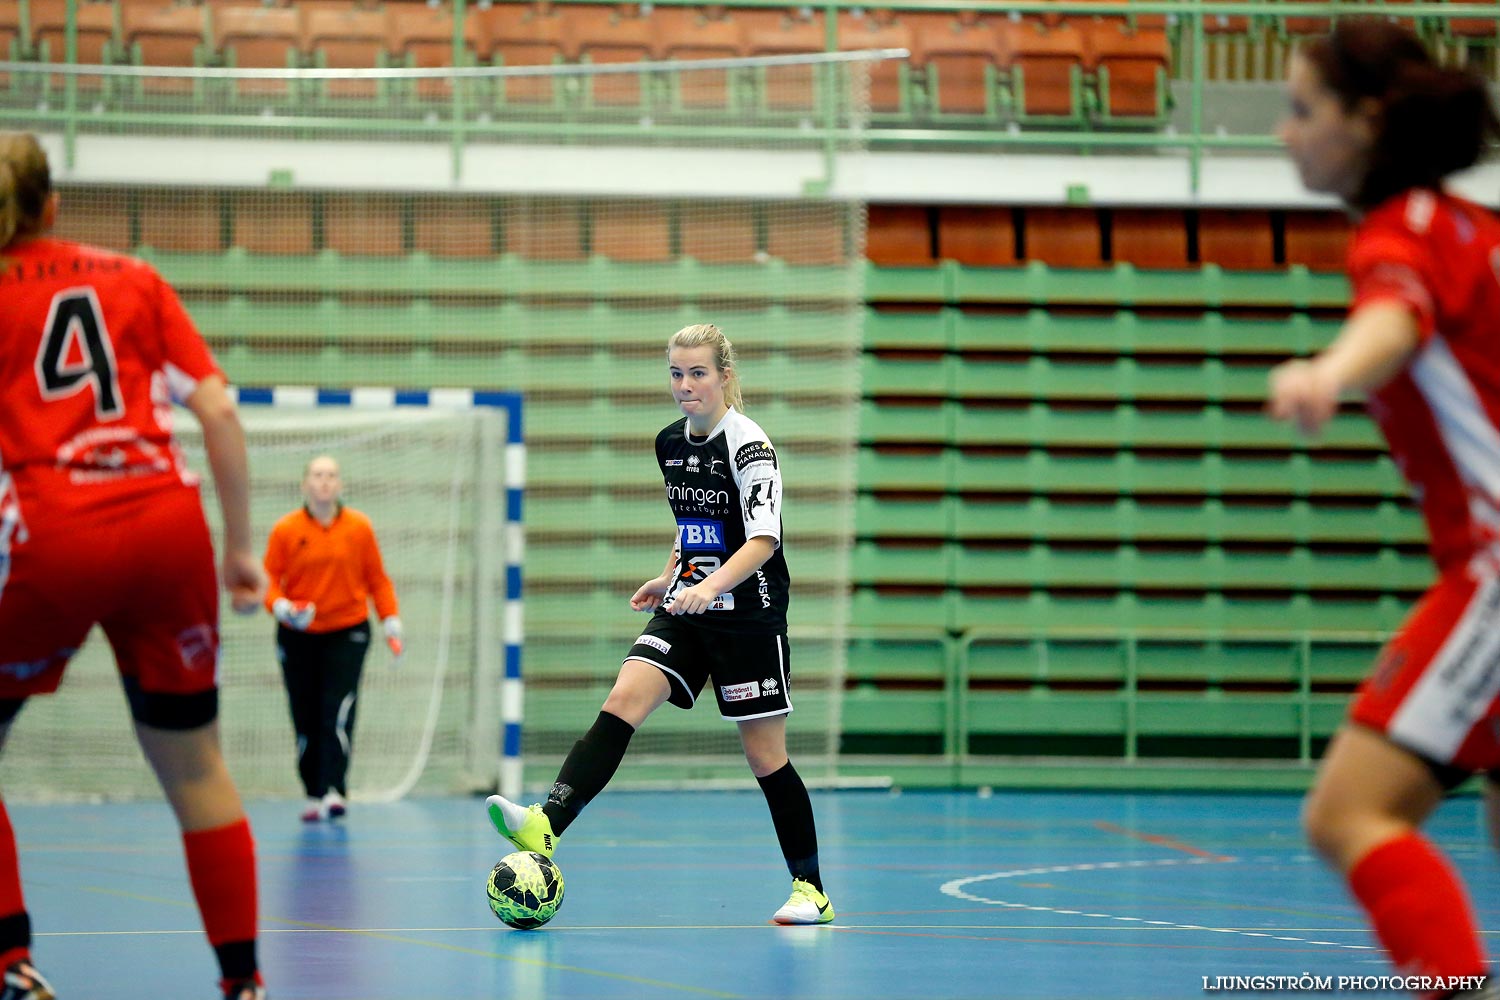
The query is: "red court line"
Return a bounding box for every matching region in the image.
[1092,820,1234,862]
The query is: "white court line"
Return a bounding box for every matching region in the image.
[939,857,1376,952]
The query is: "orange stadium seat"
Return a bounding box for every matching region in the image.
[1003,19,1086,122]
[740,7,825,114]
[52,188,132,251]
[568,4,655,109]
[476,2,569,107]
[324,194,405,257]
[1198,209,1276,270]
[505,199,586,260]
[139,189,223,252]
[1,0,26,60]
[678,203,758,264]
[231,191,314,255]
[1024,207,1104,267]
[1111,209,1189,269]
[655,6,743,111]
[31,0,119,92]
[213,5,303,100]
[908,11,1003,118]
[0,0,24,91]
[120,0,206,95]
[836,10,913,116]
[937,206,1016,266]
[1445,0,1499,39]
[389,4,477,102]
[1280,0,1331,39]
[1283,211,1352,272]
[303,5,391,100]
[868,205,934,266]
[412,196,496,259]
[766,202,846,265]
[1087,22,1169,119]
[592,199,673,262]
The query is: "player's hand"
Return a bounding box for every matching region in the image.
[382,615,405,666]
[630,576,671,612]
[1267,358,1341,437]
[272,597,316,631]
[224,550,267,615]
[667,582,717,615]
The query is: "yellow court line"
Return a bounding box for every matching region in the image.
[76,886,744,999]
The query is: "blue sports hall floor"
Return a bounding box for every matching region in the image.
[16,789,1499,999]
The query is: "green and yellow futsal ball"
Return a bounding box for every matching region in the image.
[486,851,565,929]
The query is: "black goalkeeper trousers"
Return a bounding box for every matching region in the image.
[277,621,370,798]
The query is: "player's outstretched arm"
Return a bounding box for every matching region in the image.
[1267,301,1420,436]
[630,541,679,611]
[186,374,266,613]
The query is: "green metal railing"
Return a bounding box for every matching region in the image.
[5,1,1497,192]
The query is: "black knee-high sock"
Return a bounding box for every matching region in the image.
[757,761,822,891]
[542,711,635,835]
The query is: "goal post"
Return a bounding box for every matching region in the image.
[0,387,524,804]
[228,386,528,802]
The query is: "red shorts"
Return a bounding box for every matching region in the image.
[1350,563,1500,772]
[0,475,219,700]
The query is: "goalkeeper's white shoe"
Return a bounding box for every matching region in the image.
[486,794,558,859]
[772,879,835,925]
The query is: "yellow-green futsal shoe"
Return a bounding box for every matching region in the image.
[485,794,558,859]
[772,879,834,925]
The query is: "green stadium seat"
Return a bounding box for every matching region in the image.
[864,308,953,350]
[860,400,952,444]
[851,587,955,630]
[857,447,952,492]
[855,494,954,538]
[951,591,1411,633]
[861,353,955,398]
[846,632,953,682]
[853,540,952,586]
[837,9,915,120]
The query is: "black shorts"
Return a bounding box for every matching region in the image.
[625,613,792,721]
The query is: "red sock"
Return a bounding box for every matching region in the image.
[1348,832,1488,998]
[0,800,29,970]
[182,818,259,979]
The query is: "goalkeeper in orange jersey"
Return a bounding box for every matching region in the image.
[485,324,834,926]
[263,455,402,823]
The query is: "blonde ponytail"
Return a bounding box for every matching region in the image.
[667,323,744,412]
[0,132,52,248]
[0,160,18,249]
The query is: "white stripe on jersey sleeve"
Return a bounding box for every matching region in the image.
[1409,335,1500,533]
[724,410,783,547]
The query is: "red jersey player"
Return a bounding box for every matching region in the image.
[0,133,269,999]
[1270,21,1500,1000]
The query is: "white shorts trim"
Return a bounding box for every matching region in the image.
[1388,572,1500,763]
[623,654,695,708]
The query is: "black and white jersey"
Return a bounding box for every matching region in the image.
[655,408,789,634]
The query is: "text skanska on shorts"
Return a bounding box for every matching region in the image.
[1202,974,1488,993]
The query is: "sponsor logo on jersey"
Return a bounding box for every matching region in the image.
[735,440,776,471]
[687,455,701,473]
[635,634,671,655]
[176,624,217,673]
[665,459,684,467]
[756,568,771,608]
[708,594,735,611]
[666,483,730,508]
[677,519,726,552]
[721,680,760,702]
[744,481,776,520]
[708,458,727,478]
[0,647,75,682]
